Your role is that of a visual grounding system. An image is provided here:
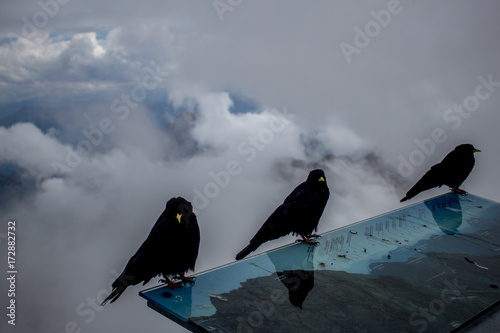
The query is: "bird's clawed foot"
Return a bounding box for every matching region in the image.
[451,188,467,196]
[307,234,321,239]
[159,278,182,289]
[174,274,196,285]
[296,234,319,245]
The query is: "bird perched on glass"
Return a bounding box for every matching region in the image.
[101,197,200,305]
[236,169,330,260]
[400,144,481,202]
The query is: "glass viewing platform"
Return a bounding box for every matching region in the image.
[140,193,500,332]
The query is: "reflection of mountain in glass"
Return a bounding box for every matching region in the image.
[424,192,462,235]
[268,244,316,308]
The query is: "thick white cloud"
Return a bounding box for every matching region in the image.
[0,122,67,176]
[0,25,178,103]
[0,1,499,332]
[0,89,399,333]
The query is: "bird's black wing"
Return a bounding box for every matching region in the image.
[235,183,313,260]
[100,235,162,305]
[115,224,172,287]
[282,181,309,206]
[400,163,445,202]
[439,149,475,188]
[251,183,311,240]
[102,214,178,305]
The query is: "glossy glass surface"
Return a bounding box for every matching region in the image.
[140,193,500,332]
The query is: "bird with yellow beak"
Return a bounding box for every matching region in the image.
[236,169,330,260]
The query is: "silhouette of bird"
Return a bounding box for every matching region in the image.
[400,144,481,202]
[236,169,330,260]
[101,197,200,305]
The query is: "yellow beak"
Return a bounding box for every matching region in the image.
[318,177,325,182]
[473,149,481,153]
[176,213,182,223]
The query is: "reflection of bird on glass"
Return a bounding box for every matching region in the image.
[424,192,462,235]
[236,169,330,260]
[268,244,316,309]
[401,144,481,202]
[277,270,315,309]
[101,197,200,305]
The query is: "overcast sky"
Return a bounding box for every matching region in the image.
[1,1,500,332]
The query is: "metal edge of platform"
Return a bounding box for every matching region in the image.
[449,299,500,332]
[144,299,209,333]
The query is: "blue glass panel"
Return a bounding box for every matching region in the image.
[140,193,500,332]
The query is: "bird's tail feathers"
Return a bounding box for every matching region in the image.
[101,284,127,306]
[235,242,260,261]
[400,189,420,202]
[400,196,410,202]
[401,172,441,202]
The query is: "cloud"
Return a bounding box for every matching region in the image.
[0,84,402,332]
[0,1,499,332]
[0,25,177,103]
[0,122,67,177]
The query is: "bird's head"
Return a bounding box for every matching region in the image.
[166,197,195,226]
[307,169,327,186]
[456,144,481,154]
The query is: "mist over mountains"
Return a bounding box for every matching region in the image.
[0,2,499,333]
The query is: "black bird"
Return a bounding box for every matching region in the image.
[101,197,200,305]
[400,144,481,202]
[236,169,330,260]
